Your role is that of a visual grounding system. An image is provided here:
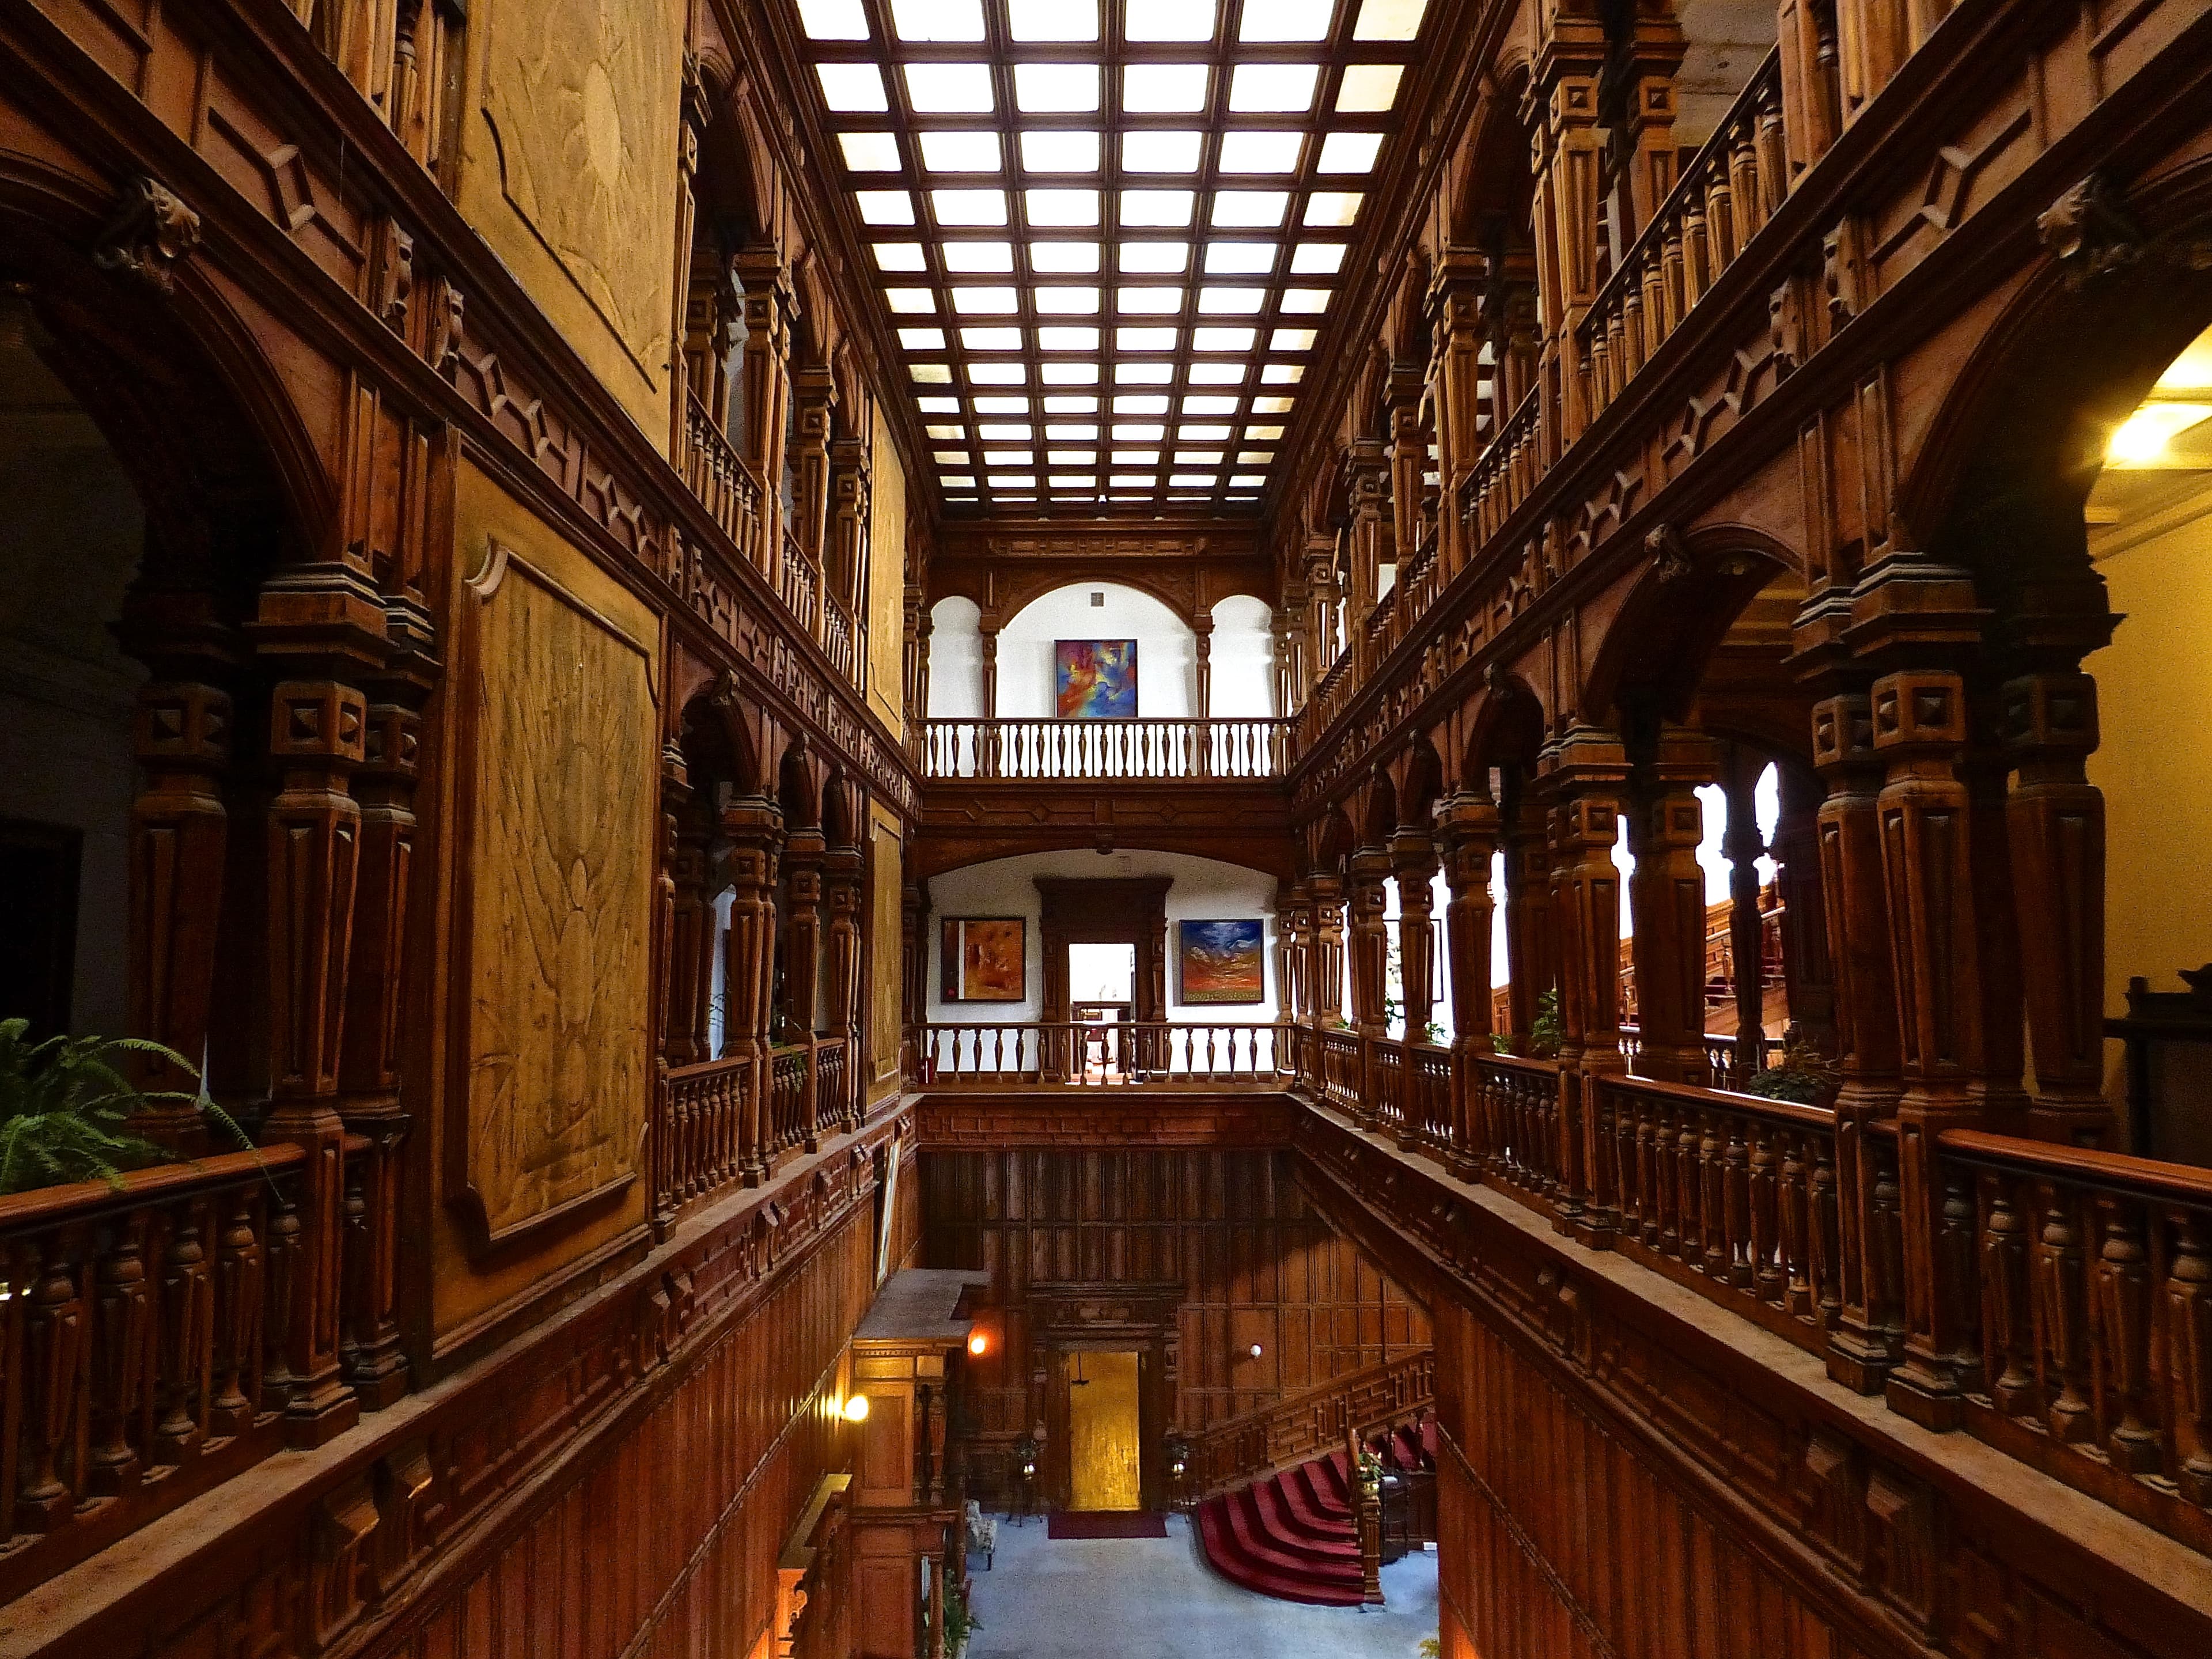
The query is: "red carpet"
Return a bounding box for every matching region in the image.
[1048,1511,1169,1539]
[1192,1413,1435,1605]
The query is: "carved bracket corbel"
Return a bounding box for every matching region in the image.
[92,176,201,294]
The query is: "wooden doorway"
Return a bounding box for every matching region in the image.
[1036,877,1170,1077]
[1065,1349,1143,1511]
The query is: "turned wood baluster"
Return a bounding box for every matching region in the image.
[824,842,865,1131]
[722,797,783,1185]
[1656,1103,1683,1257]
[2165,1209,2212,1506]
[1751,1124,1783,1302]
[17,1230,88,1530]
[1980,1172,2039,1418]
[1936,1160,1984,1394]
[1781,1132,1812,1317]
[1700,1111,1730,1279]
[2035,1181,2096,1444]
[1809,1137,1842,1327]
[1636,1094,1662,1247]
[85,1212,155,1495]
[783,825,825,1152]
[209,1187,267,1436]
[2093,1198,2161,1474]
[1675,1109,1703,1265]
[153,1196,214,1465]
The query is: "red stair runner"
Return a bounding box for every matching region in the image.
[1192,1414,1435,1607]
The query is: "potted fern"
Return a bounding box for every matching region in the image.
[0,1020,249,1196]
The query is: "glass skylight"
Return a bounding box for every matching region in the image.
[791,0,1433,510]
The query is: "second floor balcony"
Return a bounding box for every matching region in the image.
[921,716,1291,781]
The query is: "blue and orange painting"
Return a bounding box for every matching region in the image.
[1054,638,1138,719]
[1178,919,1266,1005]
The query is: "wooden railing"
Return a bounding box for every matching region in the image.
[1934,1130,2212,1520]
[921,717,1289,780]
[1319,1029,1363,1116]
[1618,1025,1782,1093]
[0,1137,405,1594]
[768,1043,810,1156]
[1578,48,1786,420]
[665,1053,753,1206]
[1593,1074,1847,1355]
[781,533,819,638]
[682,391,765,567]
[823,590,859,689]
[1179,1350,1436,1505]
[1470,1051,1563,1192]
[291,0,467,187]
[919,1022,1291,1086]
[1462,384,1543,562]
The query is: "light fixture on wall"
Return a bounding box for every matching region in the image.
[842,1393,872,1423]
[968,1330,989,1357]
[1248,1342,1264,1359]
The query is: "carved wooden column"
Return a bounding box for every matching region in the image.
[1547,727,1629,1243]
[1281,881,1313,1084]
[332,611,434,1410]
[1806,662,1905,1392]
[1526,12,1608,452]
[1346,843,1392,1110]
[1501,779,1555,1044]
[792,364,836,636]
[906,586,932,755]
[253,560,388,1449]
[783,824,827,1151]
[902,881,930,1082]
[1191,616,1213,722]
[668,55,710,454]
[824,839,866,1132]
[1310,874,1346,1031]
[733,249,796,558]
[1626,725,1715,1085]
[1438,791,1501,1177]
[722,795,783,1185]
[1771,761,1837,1052]
[978,619,1001,763]
[1608,5,1684,247]
[1345,448,1389,679]
[1386,362,1426,572]
[829,432,871,616]
[2002,574,2118,1146]
[650,744,684,1235]
[667,800,715,1066]
[1721,744,1770,1082]
[115,592,239,1150]
[1303,541,1339,688]
[1391,824,1440,1150]
[1778,0,1843,184]
[1427,251,1486,579]
[1836,0,1915,129]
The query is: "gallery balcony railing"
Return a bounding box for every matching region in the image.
[918,1021,1293,1086]
[921,717,1290,781]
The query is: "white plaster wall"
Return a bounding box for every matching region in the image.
[995,583,1193,718]
[926,594,983,718]
[1208,593,1277,718]
[925,848,1281,1027]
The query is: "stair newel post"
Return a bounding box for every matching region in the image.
[1350,1426,1384,1605]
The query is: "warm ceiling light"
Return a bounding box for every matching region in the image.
[891,0,983,40]
[1291,241,1348,272]
[1009,0,1099,39]
[1124,64,1210,112]
[906,62,996,112]
[856,191,917,224]
[1205,242,1276,274]
[1243,0,1334,40]
[1213,192,1289,228]
[1219,131,1304,173]
[919,130,1003,172]
[873,242,927,270]
[952,285,1019,312]
[1305,192,1365,226]
[1016,63,1101,112]
[1356,0,1430,38]
[1318,132,1385,173]
[2107,403,2212,464]
[886,288,936,312]
[843,1394,872,1422]
[799,0,869,41]
[934,188,1009,224]
[1336,64,1404,111]
[818,63,889,111]
[1229,64,1319,112]
[840,132,902,171]
[943,241,1014,271]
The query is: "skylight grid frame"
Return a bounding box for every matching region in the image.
[802,0,1429,514]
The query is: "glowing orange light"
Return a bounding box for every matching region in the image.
[968,1331,990,1357]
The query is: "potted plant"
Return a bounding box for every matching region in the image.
[1742,1031,1839,1106]
[940,1577,981,1657]
[0,1020,249,1195]
[1526,988,1563,1059]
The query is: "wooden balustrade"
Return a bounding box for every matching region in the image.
[1319,1029,1363,1117]
[1461,384,1542,556]
[1178,1351,1435,1505]
[1592,1075,1847,1354]
[780,533,819,638]
[1619,1025,1781,1092]
[822,592,859,690]
[768,1044,809,1155]
[919,1022,1291,1086]
[1369,1038,1406,1138]
[291,0,467,186]
[0,1137,411,1594]
[921,717,1289,781]
[665,1053,752,1207]
[1468,1051,1563,1195]
[816,1037,851,1136]
[1578,49,1786,422]
[682,392,766,569]
[1935,1130,2212,1518]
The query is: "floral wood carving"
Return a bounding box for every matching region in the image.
[92,175,202,294]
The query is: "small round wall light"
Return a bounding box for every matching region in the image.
[968,1331,990,1358]
[1248,1342,1264,1359]
[842,1394,872,1424]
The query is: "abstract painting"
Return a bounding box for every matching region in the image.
[1055,639,1138,719]
[942,916,1026,1002]
[1178,919,1266,1005]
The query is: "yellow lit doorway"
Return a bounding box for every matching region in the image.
[1066,1350,1142,1511]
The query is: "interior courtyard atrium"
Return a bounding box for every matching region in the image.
[3,0,2211,1654]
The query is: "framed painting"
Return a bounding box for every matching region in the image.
[941,916,1027,1003]
[1177,918,1266,1005]
[1055,639,1138,719]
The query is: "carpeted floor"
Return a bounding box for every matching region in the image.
[963,1510,1437,1659]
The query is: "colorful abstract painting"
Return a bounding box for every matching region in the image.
[942,917,1026,1003]
[1055,639,1138,719]
[1178,918,1266,1005]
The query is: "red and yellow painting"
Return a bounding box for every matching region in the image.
[942,916,1026,1002]
[1055,639,1138,719]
